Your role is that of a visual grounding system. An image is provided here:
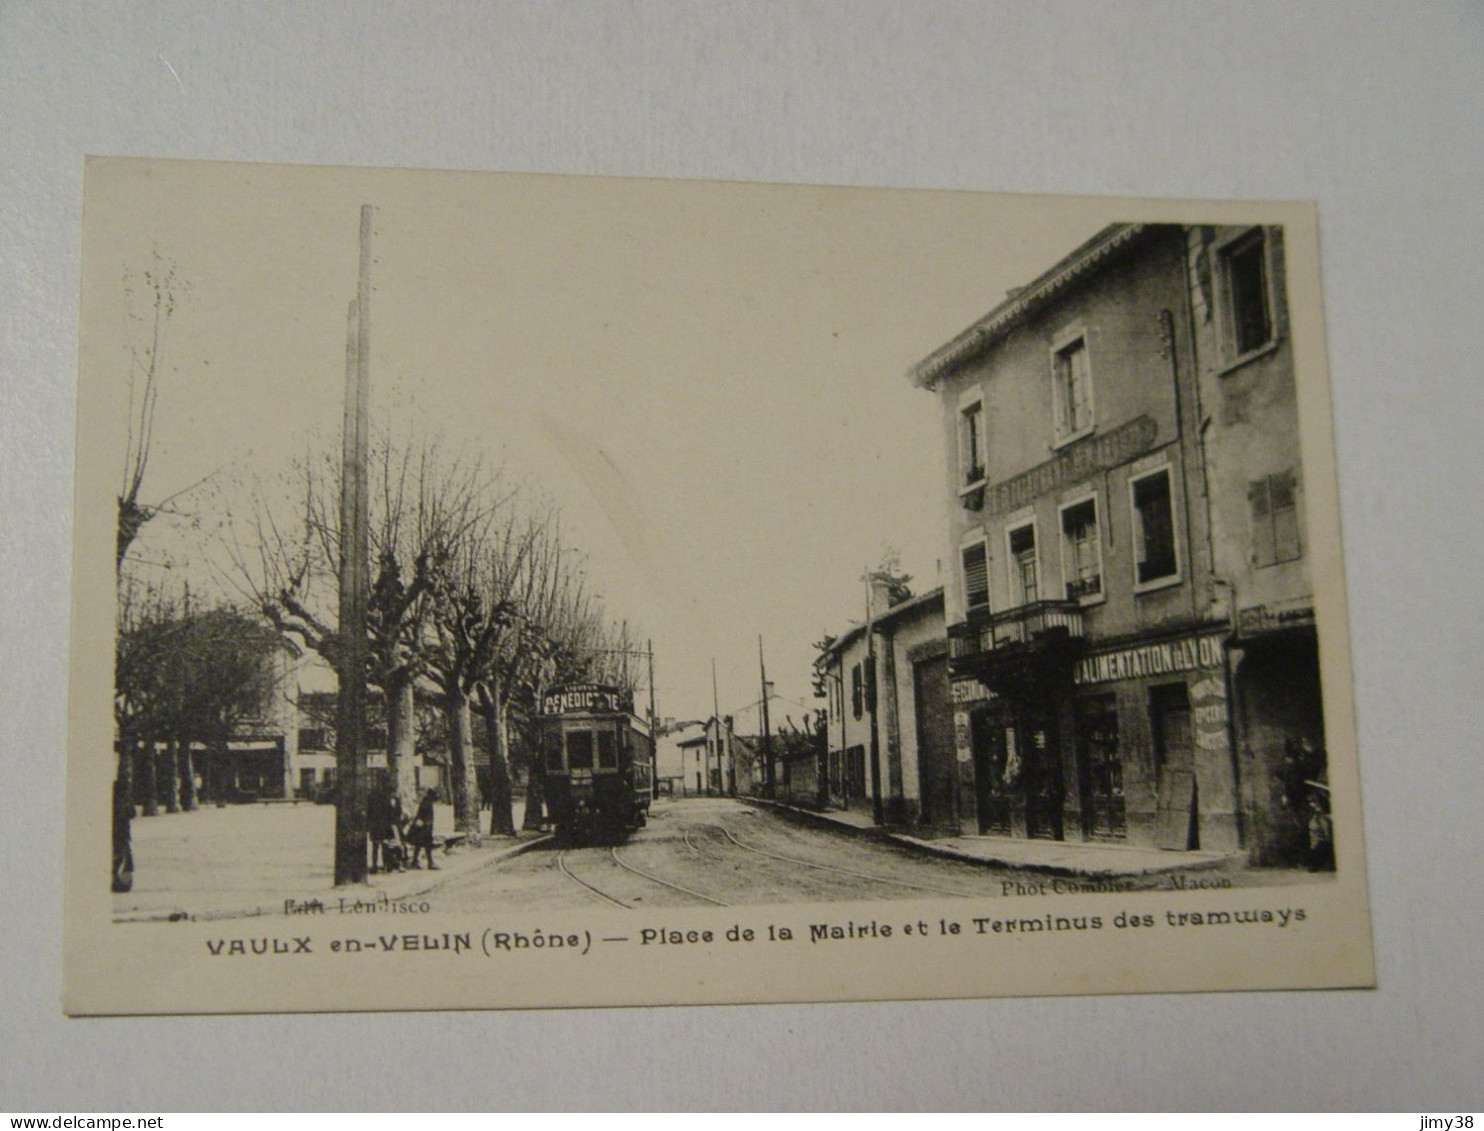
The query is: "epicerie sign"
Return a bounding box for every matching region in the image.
[542,684,626,715]
[1073,635,1225,686]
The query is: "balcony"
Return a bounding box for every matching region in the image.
[948,599,1085,667]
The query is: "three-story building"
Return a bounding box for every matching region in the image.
[910,224,1245,853]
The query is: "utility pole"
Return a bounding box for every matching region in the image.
[647,638,658,799]
[711,658,722,797]
[759,635,773,799]
[865,570,884,827]
[334,204,373,886]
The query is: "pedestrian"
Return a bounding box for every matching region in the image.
[111,777,134,893]
[367,781,405,873]
[406,788,439,870]
[1305,778,1335,872]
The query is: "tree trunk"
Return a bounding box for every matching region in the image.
[160,739,181,813]
[138,742,159,816]
[385,676,418,813]
[521,715,546,831]
[212,735,230,806]
[112,737,135,892]
[522,681,548,832]
[445,696,481,837]
[479,679,516,836]
[179,742,198,811]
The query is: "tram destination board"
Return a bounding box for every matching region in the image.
[64,158,1372,1015]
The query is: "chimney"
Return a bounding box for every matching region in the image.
[868,575,894,619]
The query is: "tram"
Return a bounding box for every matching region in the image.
[539,683,654,845]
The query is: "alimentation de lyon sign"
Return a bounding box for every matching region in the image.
[1073,635,1225,686]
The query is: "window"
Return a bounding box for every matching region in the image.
[961,540,990,617]
[959,400,986,486]
[1007,522,1039,606]
[1249,471,1301,566]
[1052,336,1094,444]
[566,728,594,771]
[1131,468,1179,587]
[1218,228,1274,359]
[545,727,563,772]
[597,727,617,769]
[851,663,863,720]
[1060,497,1103,601]
[1075,695,1125,839]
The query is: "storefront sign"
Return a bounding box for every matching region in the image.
[541,684,628,715]
[1238,602,1315,638]
[1073,634,1224,686]
[1190,673,1230,752]
[950,678,997,705]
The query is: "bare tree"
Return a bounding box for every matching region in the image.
[224,435,487,814]
[422,476,531,839]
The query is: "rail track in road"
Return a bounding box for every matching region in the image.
[555,846,729,910]
[700,821,979,899]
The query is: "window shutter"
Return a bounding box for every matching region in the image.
[1249,478,1275,566]
[1272,471,1301,561]
[962,543,989,611]
[1071,344,1092,431]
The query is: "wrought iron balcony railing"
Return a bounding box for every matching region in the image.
[948,599,1085,662]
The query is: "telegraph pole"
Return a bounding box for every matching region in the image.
[647,638,658,799]
[865,570,884,826]
[759,636,774,798]
[334,204,372,886]
[711,658,722,796]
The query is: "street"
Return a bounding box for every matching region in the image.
[432,796,1227,912]
[111,793,1319,923]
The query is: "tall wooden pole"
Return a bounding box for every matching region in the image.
[758,635,773,799]
[647,639,658,799]
[866,571,884,826]
[334,204,373,886]
[711,658,721,795]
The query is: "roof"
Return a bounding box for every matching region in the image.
[817,585,945,664]
[906,223,1154,389]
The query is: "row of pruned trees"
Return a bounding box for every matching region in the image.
[115,583,284,814]
[222,435,644,840]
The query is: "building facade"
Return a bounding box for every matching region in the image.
[1184,224,1324,865]
[909,223,1323,862]
[817,585,954,826]
[674,716,754,796]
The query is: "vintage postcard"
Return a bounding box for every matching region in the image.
[66,158,1372,1015]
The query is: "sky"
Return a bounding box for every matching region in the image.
[81,159,1111,727]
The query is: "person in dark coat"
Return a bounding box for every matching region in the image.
[367,782,405,873]
[406,788,439,870]
[112,777,134,893]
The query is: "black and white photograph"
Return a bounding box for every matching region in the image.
[65,158,1369,1016]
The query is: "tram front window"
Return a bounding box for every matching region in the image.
[545,728,563,772]
[566,728,594,771]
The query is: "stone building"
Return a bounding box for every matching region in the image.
[816,584,954,827]
[1184,224,1324,864]
[910,225,1235,852]
[675,716,754,796]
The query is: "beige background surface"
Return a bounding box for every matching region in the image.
[4,0,1483,1110]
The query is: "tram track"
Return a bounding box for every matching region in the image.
[555,846,729,909]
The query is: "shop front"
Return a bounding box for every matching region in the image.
[951,627,1240,853]
[1068,631,1240,853]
